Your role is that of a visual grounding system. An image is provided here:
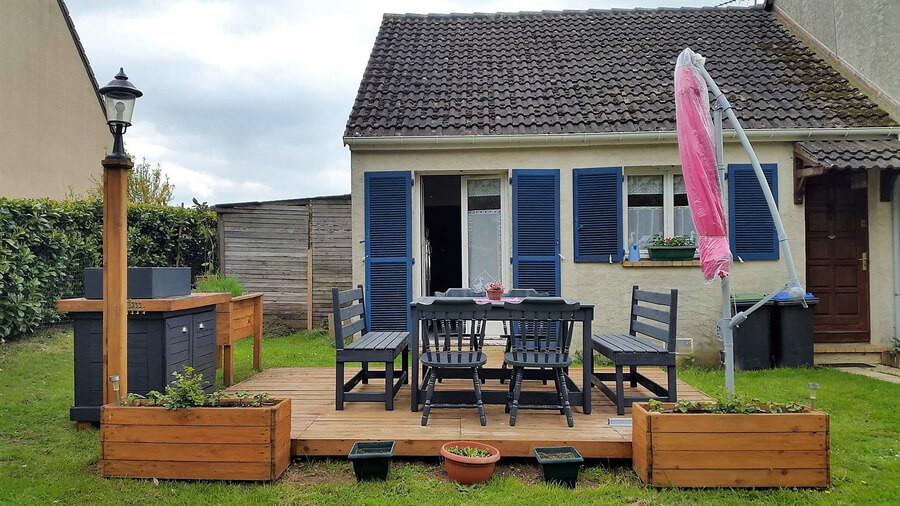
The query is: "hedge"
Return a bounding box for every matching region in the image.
[0,198,217,339]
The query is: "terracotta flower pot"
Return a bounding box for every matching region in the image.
[441,441,500,485]
[487,289,502,301]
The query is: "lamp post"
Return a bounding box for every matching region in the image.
[98,68,142,404]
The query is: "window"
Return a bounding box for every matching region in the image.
[624,169,696,254]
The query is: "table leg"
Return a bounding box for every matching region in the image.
[252,296,263,370]
[411,314,419,412]
[223,344,234,387]
[583,316,592,414]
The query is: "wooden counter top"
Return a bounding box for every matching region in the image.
[57,292,232,313]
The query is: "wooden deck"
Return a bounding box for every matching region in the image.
[226,350,710,459]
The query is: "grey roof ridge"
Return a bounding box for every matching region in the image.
[56,0,105,117]
[344,127,900,150]
[381,5,760,19]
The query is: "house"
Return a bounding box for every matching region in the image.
[344,6,900,364]
[0,0,110,199]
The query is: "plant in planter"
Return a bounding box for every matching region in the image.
[485,280,504,301]
[633,395,829,488]
[441,441,500,485]
[645,234,697,261]
[348,440,396,481]
[533,446,584,488]
[101,367,291,481]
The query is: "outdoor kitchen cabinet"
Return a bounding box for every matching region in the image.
[69,306,217,422]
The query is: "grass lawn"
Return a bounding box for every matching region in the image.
[1,328,898,505]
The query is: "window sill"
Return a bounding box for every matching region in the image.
[623,260,702,268]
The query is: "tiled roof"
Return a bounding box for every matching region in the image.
[798,139,900,170]
[346,7,896,138]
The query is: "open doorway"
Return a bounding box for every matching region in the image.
[422,175,461,296]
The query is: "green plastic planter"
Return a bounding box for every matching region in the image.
[646,246,696,261]
[533,446,583,488]
[348,440,395,481]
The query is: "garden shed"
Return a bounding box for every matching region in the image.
[214,194,352,328]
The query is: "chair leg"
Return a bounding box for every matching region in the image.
[421,369,438,426]
[667,365,678,402]
[335,361,344,410]
[385,360,394,411]
[361,362,369,384]
[509,367,524,426]
[505,366,516,413]
[615,365,625,416]
[552,367,566,415]
[629,365,637,387]
[541,367,548,386]
[556,368,574,427]
[472,367,486,426]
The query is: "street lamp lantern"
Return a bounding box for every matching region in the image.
[99,68,142,159]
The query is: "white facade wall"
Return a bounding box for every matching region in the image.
[350,140,894,364]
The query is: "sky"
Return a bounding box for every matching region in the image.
[67,0,732,206]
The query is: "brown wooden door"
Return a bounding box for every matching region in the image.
[805,173,869,343]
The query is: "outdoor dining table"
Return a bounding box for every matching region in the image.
[408,297,595,414]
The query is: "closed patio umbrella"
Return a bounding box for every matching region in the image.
[674,49,731,282]
[674,48,805,393]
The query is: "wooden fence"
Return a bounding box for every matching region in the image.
[215,195,351,328]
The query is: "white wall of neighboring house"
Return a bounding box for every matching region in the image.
[0,0,110,199]
[776,0,900,111]
[349,140,897,364]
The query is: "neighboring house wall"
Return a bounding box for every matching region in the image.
[216,197,352,327]
[0,0,109,199]
[350,141,896,363]
[776,0,900,108]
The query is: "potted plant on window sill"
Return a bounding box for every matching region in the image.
[645,234,697,261]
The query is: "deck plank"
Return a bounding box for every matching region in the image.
[226,360,709,458]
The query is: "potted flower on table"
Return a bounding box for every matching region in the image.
[645,234,697,261]
[485,280,504,301]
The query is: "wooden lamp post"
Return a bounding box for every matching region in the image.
[98,68,142,404]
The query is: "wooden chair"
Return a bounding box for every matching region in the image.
[591,285,678,416]
[332,285,409,411]
[499,288,549,384]
[503,298,581,427]
[417,298,491,426]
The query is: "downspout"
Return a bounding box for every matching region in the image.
[893,176,900,344]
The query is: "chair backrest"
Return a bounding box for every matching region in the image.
[417,298,490,354]
[502,298,581,355]
[434,288,486,297]
[503,288,549,298]
[331,285,367,350]
[628,285,678,352]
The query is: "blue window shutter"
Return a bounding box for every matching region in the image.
[728,164,779,260]
[573,167,623,262]
[512,169,560,297]
[365,171,412,331]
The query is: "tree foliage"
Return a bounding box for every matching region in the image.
[128,157,175,205]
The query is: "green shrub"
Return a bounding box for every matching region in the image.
[194,274,244,297]
[0,198,217,339]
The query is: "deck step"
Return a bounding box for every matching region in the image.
[814,344,883,365]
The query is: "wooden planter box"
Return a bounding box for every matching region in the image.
[632,403,829,488]
[100,398,291,481]
[882,351,900,369]
[216,293,264,386]
[646,246,697,261]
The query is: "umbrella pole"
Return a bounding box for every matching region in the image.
[714,107,736,393]
[695,64,804,296]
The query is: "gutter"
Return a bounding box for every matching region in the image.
[344,127,900,151]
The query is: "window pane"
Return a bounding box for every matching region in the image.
[467,178,500,210]
[673,174,696,238]
[467,178,502,291]
[627,175,664,243]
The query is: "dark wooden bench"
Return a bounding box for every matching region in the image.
[590,285,678,415]
[332,285,409,410]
